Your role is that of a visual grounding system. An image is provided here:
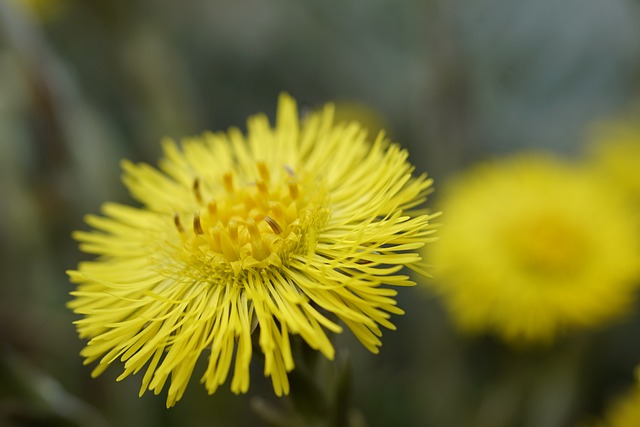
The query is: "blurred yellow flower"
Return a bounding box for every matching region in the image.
[67,94,436,407]
[583,387,640,427]
[588,120,640,207]
[332,100,389,139]
[7,0,64,21]
[426,155,640,344]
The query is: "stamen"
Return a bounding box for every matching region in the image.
[193,213,204,235]
[217,226,238,261]
[223,172,234,193]
[208,200,218,218]
[171,160,322,275]
[246,218,267,260]
[246,218,261,241]
[288,179,299,200]
[228,220,238,241]
[256,179,268,195]
[193,178,203,205]
[264,216,282,234]
[269,201,285,219]
[174,213,184,233]
[257,161,270,182]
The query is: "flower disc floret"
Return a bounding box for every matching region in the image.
[167,162,328,279]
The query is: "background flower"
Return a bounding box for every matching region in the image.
[579,386,640,427]
[426,155,640,344]
[5,0,65,21]
[588,119,640,208]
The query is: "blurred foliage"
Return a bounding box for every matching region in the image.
[3,0,640,426]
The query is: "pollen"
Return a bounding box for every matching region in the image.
[178,163,328,276]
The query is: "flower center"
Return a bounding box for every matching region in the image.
[504,213,587,276]
[172,161,328,276]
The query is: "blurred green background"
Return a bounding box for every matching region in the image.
[2,0,640,426]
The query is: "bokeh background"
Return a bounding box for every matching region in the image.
[3,0,640,426]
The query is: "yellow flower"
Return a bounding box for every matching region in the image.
[426,155,640,344]
[332,101,389,139]
[588,120,640,207]
[581,386,640,427]
[7,0,65,21]
[67,94,436,407]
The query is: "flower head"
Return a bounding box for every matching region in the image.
[426,154,640,344]
[588,120,640,207]
[7,0,64,21]
[68,94,436,407]
[581,386,640,427]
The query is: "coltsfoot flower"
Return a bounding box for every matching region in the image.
[425,155,640,344]
[7,0,65,21]
[581,386,640,427]
[588,120,640,206]
[68,94,436,407]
